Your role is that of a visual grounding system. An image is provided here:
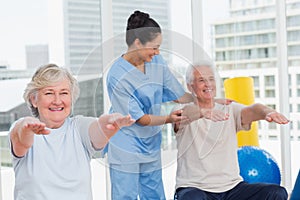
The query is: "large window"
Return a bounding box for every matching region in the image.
[1,0,299,199]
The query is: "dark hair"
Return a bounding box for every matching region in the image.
[126,10,161,46]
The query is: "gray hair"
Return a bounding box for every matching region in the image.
[185,60,215,84]
[23,64,80,117]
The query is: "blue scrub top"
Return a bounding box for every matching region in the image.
[106,55,185,164]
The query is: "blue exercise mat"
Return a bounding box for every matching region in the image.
[290,170,300,200]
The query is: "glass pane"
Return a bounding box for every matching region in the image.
[1,0,300,199]
[205,0,299,191]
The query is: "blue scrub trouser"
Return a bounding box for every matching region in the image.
[174,181,288,200]
[110,162,166,200]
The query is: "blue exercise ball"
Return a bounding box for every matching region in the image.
[237,146,281,184]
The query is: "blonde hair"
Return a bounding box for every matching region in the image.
[23,64,80,117]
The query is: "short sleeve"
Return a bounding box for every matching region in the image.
[74,116,100,156]
[231,102,251,132]
[162,62,185,102]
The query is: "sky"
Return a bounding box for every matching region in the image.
[0,0,48,69]
[0,0,228,69]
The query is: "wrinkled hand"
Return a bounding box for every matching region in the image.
[11,117,50,157]
[105,113,135,131]
[215,98,234,105]
[265,112,289,124]
[13,117,50,154]
[201,108,229,122]
[182,104,229,123]
[169,109,189,124]
[20,117,50,135]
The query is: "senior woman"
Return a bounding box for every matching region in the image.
[9,64,135,200]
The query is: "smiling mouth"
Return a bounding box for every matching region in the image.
[49,108,64,111]
[203,89,213,93]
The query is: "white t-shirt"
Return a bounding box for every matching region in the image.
[10,116,99,200]
[175,102,251,193]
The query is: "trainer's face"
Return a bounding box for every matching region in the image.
[139,33,162,62]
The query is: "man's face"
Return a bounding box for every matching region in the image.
[189,66,216,101]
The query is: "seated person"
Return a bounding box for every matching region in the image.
[173,61,289,200]
[9,64,135,200]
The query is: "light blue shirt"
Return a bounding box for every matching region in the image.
[10,116,98,200]
[106,55,185,164]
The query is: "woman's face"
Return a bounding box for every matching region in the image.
[31,79,72,129]
[138,33,162,62]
